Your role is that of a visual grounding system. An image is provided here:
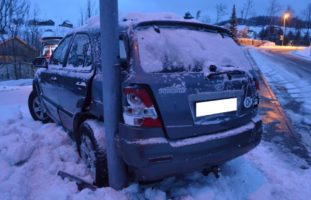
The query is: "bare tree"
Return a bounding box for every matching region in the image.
[286,5,295,15]
[79,0,98,25]
[196,10,201,20]
[303,3,311,32]
[79,8,84,26]
[201,15,211,24]
[241,0,255,24]
[267,0,283,25]
[0,0,29,38]
[230,5,238,39]
[25,6,41,49]
[0,0,30,79]
[215,3,227,24]
[86,0,93,19]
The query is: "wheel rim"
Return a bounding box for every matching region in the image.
[32,97,48,121]
[80,135,96,180]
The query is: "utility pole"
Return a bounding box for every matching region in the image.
[99,0,127,189]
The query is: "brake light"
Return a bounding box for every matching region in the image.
[123,86,162,127]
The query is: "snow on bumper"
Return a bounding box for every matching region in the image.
[119,117,262,181]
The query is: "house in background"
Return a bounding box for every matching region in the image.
[0,19,73,81]
[0,36,38,63]
[33,19,73,59]
[0,36,38,80]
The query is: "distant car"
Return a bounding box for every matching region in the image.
[32,37,63,69]
[28,17,262,187]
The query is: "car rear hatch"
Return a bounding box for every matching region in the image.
[128,21,258,139]
[141,72,257,139]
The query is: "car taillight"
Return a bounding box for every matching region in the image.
[123,86,162,127]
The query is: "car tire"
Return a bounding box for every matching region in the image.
[78,120,108,187]
[28,90,51,123]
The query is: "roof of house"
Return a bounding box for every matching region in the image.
[0,36,38,63]
[0,36,37,52]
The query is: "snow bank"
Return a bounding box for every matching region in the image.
[292,46,311,61]
[259,46,305,50]
[0,79,32,91]
[1,82,311,199]
[0,86,129,200]
[259,41,276,47]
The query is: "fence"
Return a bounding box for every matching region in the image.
[0,62,35,81]
[238,38,276,47]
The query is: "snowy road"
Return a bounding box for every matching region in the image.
[260,49,311,81]
[249,48,311,163]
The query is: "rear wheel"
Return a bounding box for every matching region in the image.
[78,120,108,187]
[28,90,51,123]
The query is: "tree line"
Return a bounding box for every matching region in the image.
[0,0,43,50]
[185,0,311,46]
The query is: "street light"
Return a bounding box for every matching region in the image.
[282,12,290,46]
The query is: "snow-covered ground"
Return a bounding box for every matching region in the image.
[259,46,305,50]
[292,46,311,61]
[0,79,310,200]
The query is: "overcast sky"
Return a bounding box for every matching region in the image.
[31,0,309,25]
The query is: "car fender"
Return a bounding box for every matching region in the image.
[72,112,99,143]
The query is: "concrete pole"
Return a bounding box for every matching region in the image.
[99,0,127,189]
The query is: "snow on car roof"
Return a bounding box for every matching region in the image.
[71,12,220,34]
[120,12,200,26]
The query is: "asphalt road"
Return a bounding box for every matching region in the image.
[246,48,311,165]
[259,49,311,82]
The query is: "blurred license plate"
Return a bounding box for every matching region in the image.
[196,98,237,117]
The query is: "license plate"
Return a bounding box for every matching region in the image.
[196,98,237,117]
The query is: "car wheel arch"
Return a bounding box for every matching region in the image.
[73,112,100,143]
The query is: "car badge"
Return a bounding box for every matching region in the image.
[244,97,253,108]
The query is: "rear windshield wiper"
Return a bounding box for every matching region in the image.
[207,69,246,79]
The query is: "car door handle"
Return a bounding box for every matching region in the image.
[76,81,86,87]
[50,76,58,81]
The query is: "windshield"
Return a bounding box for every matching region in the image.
[136,26,252,73]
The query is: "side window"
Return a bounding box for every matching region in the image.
[67,34,92,70]
[119,40,127,60]
[118,37,129,70]
[50,36,72,66]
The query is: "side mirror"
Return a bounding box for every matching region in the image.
[33,57,48,68]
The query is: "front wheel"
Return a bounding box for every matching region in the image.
[28,90,51,123]
[78,120,108,187]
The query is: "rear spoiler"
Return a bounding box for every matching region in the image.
[133,20,232,37]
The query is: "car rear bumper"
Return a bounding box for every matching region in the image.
[119,116,262,181]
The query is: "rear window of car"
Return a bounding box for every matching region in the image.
[135,25,252,73]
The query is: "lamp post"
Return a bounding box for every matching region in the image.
[282,13,290,46]
[99,0,127,190]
